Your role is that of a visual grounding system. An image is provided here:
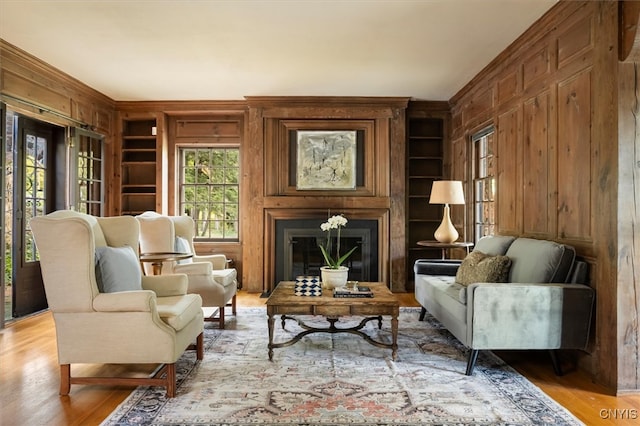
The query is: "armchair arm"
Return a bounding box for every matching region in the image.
[93,290,156,312]
[193,253,228,270]
[414,259,461,276]
[466,282,594,350]
[174,261,213,275]
[141,274,189,297]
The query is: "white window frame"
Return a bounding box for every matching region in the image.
[471,126,496,243]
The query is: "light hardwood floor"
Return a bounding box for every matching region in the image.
[1,290,639,425]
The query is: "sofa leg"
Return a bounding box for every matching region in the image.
[466,349,479,376]
[419,307,426,321]
[549,350,563,376]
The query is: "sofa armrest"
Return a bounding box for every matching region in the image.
[141,274,189,296]
[466,282,594,350]
[93,290,156,312]
[414,259,461,276]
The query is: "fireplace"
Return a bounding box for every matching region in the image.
[274,218,379,285]
[264,208,389,294]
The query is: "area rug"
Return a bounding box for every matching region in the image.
[101,307,582,425]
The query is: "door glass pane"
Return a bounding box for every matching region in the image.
[74,130,104,216]
[24,134,47,263]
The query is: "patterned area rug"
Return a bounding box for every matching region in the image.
[101,307,582,425]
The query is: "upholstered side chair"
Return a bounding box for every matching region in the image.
[30,210,204,398]
[136,211,237,328]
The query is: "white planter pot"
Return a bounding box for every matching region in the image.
[320,266,349,289]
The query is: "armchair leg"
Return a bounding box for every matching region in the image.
[196,332,204,360]
[60,364,71,395]
[57,362,180,398]
[466,349,479,376]
[166,363,177,398]
[219,305,225,329]
[231,294,237,315]
[419,307,426,321]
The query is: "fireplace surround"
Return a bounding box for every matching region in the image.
[264,209,389,294]
[275,218,379,284]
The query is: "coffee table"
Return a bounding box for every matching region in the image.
[266,281,399,360]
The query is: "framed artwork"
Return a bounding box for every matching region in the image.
[296,130,357,190]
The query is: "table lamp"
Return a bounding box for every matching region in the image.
[429,180,465,243]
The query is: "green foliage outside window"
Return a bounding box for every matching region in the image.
[180,147,239,240]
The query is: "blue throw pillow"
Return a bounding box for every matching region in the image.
[174,236,193,264]
[95,246,143,293]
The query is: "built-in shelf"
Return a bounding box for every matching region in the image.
[406,112,446,287]
[119,117,158,216]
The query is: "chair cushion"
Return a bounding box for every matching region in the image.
[156,294,203,331]
[95,246,142,293]
[455,250,512,286]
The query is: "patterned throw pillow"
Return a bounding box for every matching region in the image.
[455,250,512,286]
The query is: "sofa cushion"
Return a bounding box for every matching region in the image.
[95,246,142,293]
[455,251,512,286]
[474,235,516,256]
[505,238,575,283]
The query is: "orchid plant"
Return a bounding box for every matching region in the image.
[319,214,358,269]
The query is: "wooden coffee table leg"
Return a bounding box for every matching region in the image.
[267,312,275,361]
[391,313,398,361]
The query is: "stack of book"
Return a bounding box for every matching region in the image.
[333,286,373,298]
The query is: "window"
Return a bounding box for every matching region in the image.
[179,147,239,240]
[71,128,104,216]
[472,127,496,242]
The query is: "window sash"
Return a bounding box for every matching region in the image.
[179,147,239,241]
[472,127,496,243]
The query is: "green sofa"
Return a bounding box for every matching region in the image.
[414,235,595,375]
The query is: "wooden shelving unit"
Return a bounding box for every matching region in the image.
[119,118,158,216]
[406,113,446,288]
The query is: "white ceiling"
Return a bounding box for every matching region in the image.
[0,0,557,102]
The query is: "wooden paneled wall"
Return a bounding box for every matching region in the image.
[244,97,408,294]
[0,42,116,209]
[449,1,636,393]
[0,42,114,134]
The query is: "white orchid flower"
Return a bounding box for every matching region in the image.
[318,213,357,269]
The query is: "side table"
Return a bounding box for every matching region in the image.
[416,241,473,260]
[139,252,193,275]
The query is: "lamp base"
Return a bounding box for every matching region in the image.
[434,204,459,243]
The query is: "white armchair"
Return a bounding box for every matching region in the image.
[30,210,204,398]
[136,211,237,328]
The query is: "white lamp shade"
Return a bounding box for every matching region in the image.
[429,180,465,205]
